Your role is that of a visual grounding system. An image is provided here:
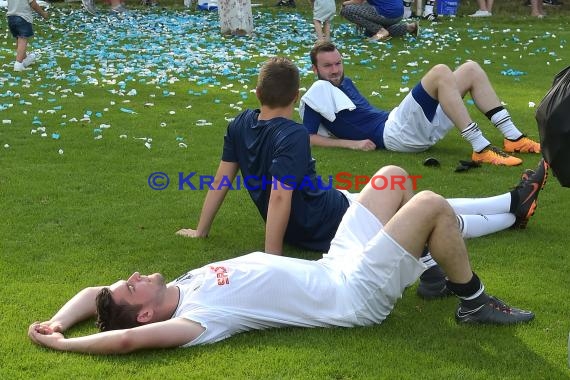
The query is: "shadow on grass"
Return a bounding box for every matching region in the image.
[36,294,564,379]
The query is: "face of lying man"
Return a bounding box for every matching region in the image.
[312,49,345,87]
[109,272,167,307]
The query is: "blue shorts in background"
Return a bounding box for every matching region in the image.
[8,16,34,39]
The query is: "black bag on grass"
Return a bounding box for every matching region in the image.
[536,66,570,187]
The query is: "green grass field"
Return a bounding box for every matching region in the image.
[1,0,570,378]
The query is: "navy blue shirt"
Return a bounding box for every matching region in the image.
[222,109,349,252]
[302,77,389,149]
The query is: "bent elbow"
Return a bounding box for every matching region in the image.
[114,330,140,354]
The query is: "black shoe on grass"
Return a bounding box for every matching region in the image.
[417,278,452,299]
[512,158,548,229]
[417,264,452,300]
[456,296,534,325]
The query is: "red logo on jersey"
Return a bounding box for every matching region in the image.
[210,266,229,285]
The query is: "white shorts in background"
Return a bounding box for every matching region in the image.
[383,91,455,153]
[320,201,426,325]
[313,0,336,22]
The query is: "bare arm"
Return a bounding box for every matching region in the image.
[176,161,239,238]
[264,180,293,255]
[309,134,376,151]
[30,0,48,19]
[32,286,104,333]
[28,318,206,354]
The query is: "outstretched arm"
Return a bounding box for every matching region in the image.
[30,0,49,19]
[309,134,376,151]
[176,160,239,238]
[28,317,206,354]
[32,286,104,334]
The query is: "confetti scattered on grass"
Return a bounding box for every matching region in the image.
[0,8,566,153]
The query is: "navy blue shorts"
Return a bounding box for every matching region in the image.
[8,16,34,39]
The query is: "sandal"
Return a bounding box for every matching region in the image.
[368,30,391,42]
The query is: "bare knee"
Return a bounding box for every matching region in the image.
[457,61,485,80]
[422,65,455,96]
[357,165,414,216]
[412,191,451,217]
[414,190,444,203]
[373,165,408,178]
[428,64,454,81]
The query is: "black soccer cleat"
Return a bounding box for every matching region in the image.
[417,277,453,300]
[417,264,452,300]
[456,296,535,325]
[512,158,548,229]
[417,279,452,299]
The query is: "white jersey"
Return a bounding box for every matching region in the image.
[170,252,358,346]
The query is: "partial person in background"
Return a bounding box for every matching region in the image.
[403,0,437,20]
[311,0,336,41]
[341,0,418,41]
[530,0,545,18]
[276,0,296,7]
[403,0,413,18]
[469,0,494,17]
[141,0,159,6]
[81,0,126,14]
[527,0,562,12]
[6,0,48,72]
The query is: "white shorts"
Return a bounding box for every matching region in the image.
[383,90,455,152]
[320,201,426,325]
[313,0,336,22]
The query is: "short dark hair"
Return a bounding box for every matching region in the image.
[95,287,143,331]
[310,41,338,66]
[256,57,300,108]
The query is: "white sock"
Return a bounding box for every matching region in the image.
[491,109,523,140]
[403,0,412,18]
[460,122,491,153]
[420,252,438,268]
[423,2,435,16]
[457,214,516,238]
[447,193,511,215]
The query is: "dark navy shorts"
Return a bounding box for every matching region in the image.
[8,16,34,39]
